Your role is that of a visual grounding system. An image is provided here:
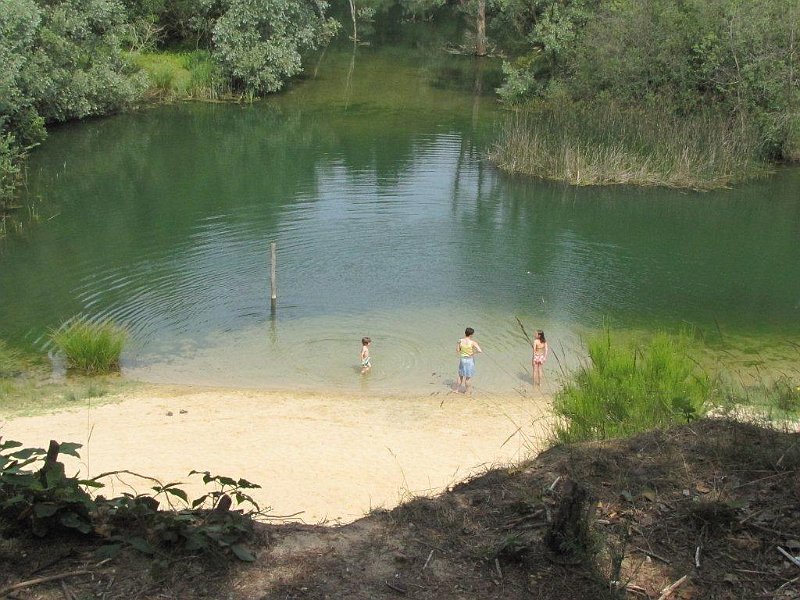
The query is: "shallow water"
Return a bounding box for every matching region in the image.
[2,40,799,394]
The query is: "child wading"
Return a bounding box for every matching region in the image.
[532,329,548,386]
[455,327,482,394]
[360,337,372,374]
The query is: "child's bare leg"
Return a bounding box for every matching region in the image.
[465,377,473,395]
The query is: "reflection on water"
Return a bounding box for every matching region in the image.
[1,42,799,392]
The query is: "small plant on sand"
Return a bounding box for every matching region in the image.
[50,317,128,374]
[553,329,711,443]
[0,439,94,537]
[0,439,263,561]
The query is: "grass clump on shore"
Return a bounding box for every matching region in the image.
[133,51,228,100]
[489,102,768,190]
[553,330,711,443]
[50,318,128,374]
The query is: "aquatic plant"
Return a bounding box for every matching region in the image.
[553,329,711,443]
[50,317,128,374]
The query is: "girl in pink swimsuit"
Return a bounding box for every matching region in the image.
[532,330,548,386]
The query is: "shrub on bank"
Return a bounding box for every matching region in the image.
[553,330,711,443]
[50,318,128,374]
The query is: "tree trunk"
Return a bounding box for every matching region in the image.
[349,0,357,42]
[475,0,487,56]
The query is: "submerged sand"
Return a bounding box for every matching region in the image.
[0,384,552,523]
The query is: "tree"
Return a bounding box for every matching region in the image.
[0,0,146,208]
[0,0,45,146]
[493,0,599,101]
[212,0,339,95]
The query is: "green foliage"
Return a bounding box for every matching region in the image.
[184,50,225,98]
[1,0,147,206]
[133,50,226,99]
[212,0,339,95]
[188,470,262,511]
[50,317,128,374]
[0,439,263,561]
[99,471,261,560]
[0,0,42,139]
[553,330,711,443]
[19,0,148,123]
[496,0,799,165]
[0,129,25,213]
[0,439,94,537]
[134,51,192,95]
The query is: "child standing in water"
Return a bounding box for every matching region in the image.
[360,337,372,374]
[532,329,548,386]
[455,327,482,394]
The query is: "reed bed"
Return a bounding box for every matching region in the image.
[490,103,768,190]
[50,318,128,374]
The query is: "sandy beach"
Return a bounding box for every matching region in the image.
[0,384,552,524]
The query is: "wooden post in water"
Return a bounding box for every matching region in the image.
[270,242,277,312]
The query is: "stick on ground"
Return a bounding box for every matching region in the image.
[657,575,689,600]
[0,571,93,597]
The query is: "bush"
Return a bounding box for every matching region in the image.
[553,330,711,443]
[50,318,128,374]
[0,130,24,211]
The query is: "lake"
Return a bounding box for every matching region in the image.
[2,39,799,394]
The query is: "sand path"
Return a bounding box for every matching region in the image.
[0,384,552,523]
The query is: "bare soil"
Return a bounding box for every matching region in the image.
[2,419,799,600]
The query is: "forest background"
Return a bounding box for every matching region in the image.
[1,0,798,219]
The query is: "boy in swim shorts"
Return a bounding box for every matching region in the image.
[455,327,482,394]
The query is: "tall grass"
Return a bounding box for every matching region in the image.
[553,330,712,443]
[132,51,228,100]
[50,318,128,374]
[714,371,800,425]
[489,102,769,190]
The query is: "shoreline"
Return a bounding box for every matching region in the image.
[0,382,553,524]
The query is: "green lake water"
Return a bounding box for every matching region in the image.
[2,41,799,394]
